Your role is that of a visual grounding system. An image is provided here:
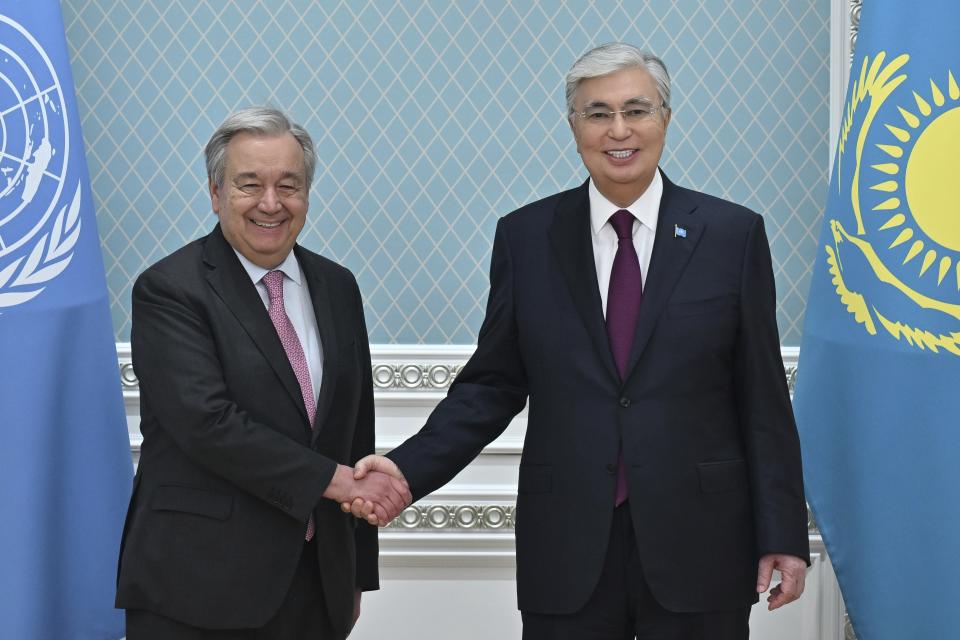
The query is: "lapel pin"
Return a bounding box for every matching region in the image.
[674,224,687,238]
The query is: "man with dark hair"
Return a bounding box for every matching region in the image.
[116,106,409,639]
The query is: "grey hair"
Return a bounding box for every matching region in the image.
[204,106,316,190]
[565,43,671,117]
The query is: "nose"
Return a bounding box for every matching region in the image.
[258,186,282,213]
[608,112,631,139]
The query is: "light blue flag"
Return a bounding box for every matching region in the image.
[0,2,133,638]
[794,1,960,638]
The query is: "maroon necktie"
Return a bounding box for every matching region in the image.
[606,210,642,506]
[263,270,316,541]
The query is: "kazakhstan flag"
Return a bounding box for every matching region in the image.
[795,1,960,638]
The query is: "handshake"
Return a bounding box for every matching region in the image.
[323,456,411,527]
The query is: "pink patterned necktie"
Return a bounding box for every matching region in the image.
[606,210,643,506]
[263,270,316,541]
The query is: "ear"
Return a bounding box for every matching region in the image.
[568,115,582,154]
[661,108,672,132]
[209,177,221,215]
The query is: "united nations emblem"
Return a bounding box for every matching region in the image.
[827,51,960,355]
[0,15,81,309]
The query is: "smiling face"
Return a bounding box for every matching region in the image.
[569,66,671,207]
[210,131,308,268]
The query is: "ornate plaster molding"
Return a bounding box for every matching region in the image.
[850,0,862,60]
[115,344,801,394]
[845,613,857,639]
[382,501,818,535]
[387,504,515,530]
[372,362,463,390]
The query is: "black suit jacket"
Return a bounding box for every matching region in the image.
[389,174,809,614]
[116,225,377,634]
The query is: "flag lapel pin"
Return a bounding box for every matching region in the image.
[674,224,687,238]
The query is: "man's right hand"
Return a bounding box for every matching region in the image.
[340,455,411,526]
[323,463,410,525]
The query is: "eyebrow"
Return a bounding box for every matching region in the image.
[582,96,656,109]
[232,171,303,182]
[624,96,656,105]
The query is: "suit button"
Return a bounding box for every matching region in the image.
[619,397,631,408]
[606,463,617,474]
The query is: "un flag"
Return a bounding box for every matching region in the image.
[795,1,960,638]
[0,2,132,638]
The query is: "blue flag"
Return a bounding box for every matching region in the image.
[0,3,133,638]
[794,1,960,638]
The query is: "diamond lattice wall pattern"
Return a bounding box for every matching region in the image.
[61,0,829,344]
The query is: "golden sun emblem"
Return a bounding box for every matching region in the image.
[827,51,960,355]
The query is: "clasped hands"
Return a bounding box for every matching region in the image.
[324,456,411,526]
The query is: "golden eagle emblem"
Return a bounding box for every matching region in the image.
[828,51,960,355]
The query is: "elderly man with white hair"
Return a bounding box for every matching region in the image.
[116,106,410,640]
[351,43,810,639]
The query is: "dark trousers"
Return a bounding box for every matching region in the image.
[126,539,341,640]
[522,503,751,640]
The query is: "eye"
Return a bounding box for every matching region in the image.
[624,108,651,118]
[239,183,261,193]
[585,110,612,121]
[277,184,299,195]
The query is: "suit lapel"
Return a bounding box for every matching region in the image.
[296,247,340,446]
[623,174,702,379]
[203,226,310,429]
[549,181,620,384]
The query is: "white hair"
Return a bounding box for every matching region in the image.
[565,43,671,116]
[204,106,316,190]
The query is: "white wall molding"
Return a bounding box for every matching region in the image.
[116,342,801,396]
[116,342,837,640]
[118,342,800,456]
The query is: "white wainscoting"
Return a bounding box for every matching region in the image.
[117,343,846,640]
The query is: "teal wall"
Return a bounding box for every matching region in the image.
[63,0,829,344]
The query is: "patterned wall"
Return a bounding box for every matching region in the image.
[61,0,829,344]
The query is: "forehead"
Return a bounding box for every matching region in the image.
[223,131,305,175]
[574,67,659,106]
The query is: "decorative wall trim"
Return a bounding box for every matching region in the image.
[374,530,832,568]
[845,613,859,639]
[372,362,463,390]
[115,343,801,394]
[377,501,819,534]
[387,504,515,530]
[830,0,857,161]
[850,0,862,59]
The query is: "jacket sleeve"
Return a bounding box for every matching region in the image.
[388,218,529,500]
[734,215,811,564]
[349,278,380,591]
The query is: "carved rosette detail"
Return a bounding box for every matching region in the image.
[785,365,798,394]
[844,613,858,640]
[387,504,516,530]
[119,359,797,392]
[381,503,816,533]
[119,362,138,388]
[372,363,462,390]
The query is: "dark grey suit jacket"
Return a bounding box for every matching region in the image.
[116,225,377,635]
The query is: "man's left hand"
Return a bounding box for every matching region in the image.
[756,554,807,610]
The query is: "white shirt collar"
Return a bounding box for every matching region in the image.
[588,169,663,236]
[233,249,304,287]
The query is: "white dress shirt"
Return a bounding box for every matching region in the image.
[589,171,663,318]
[234,249,324,404]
